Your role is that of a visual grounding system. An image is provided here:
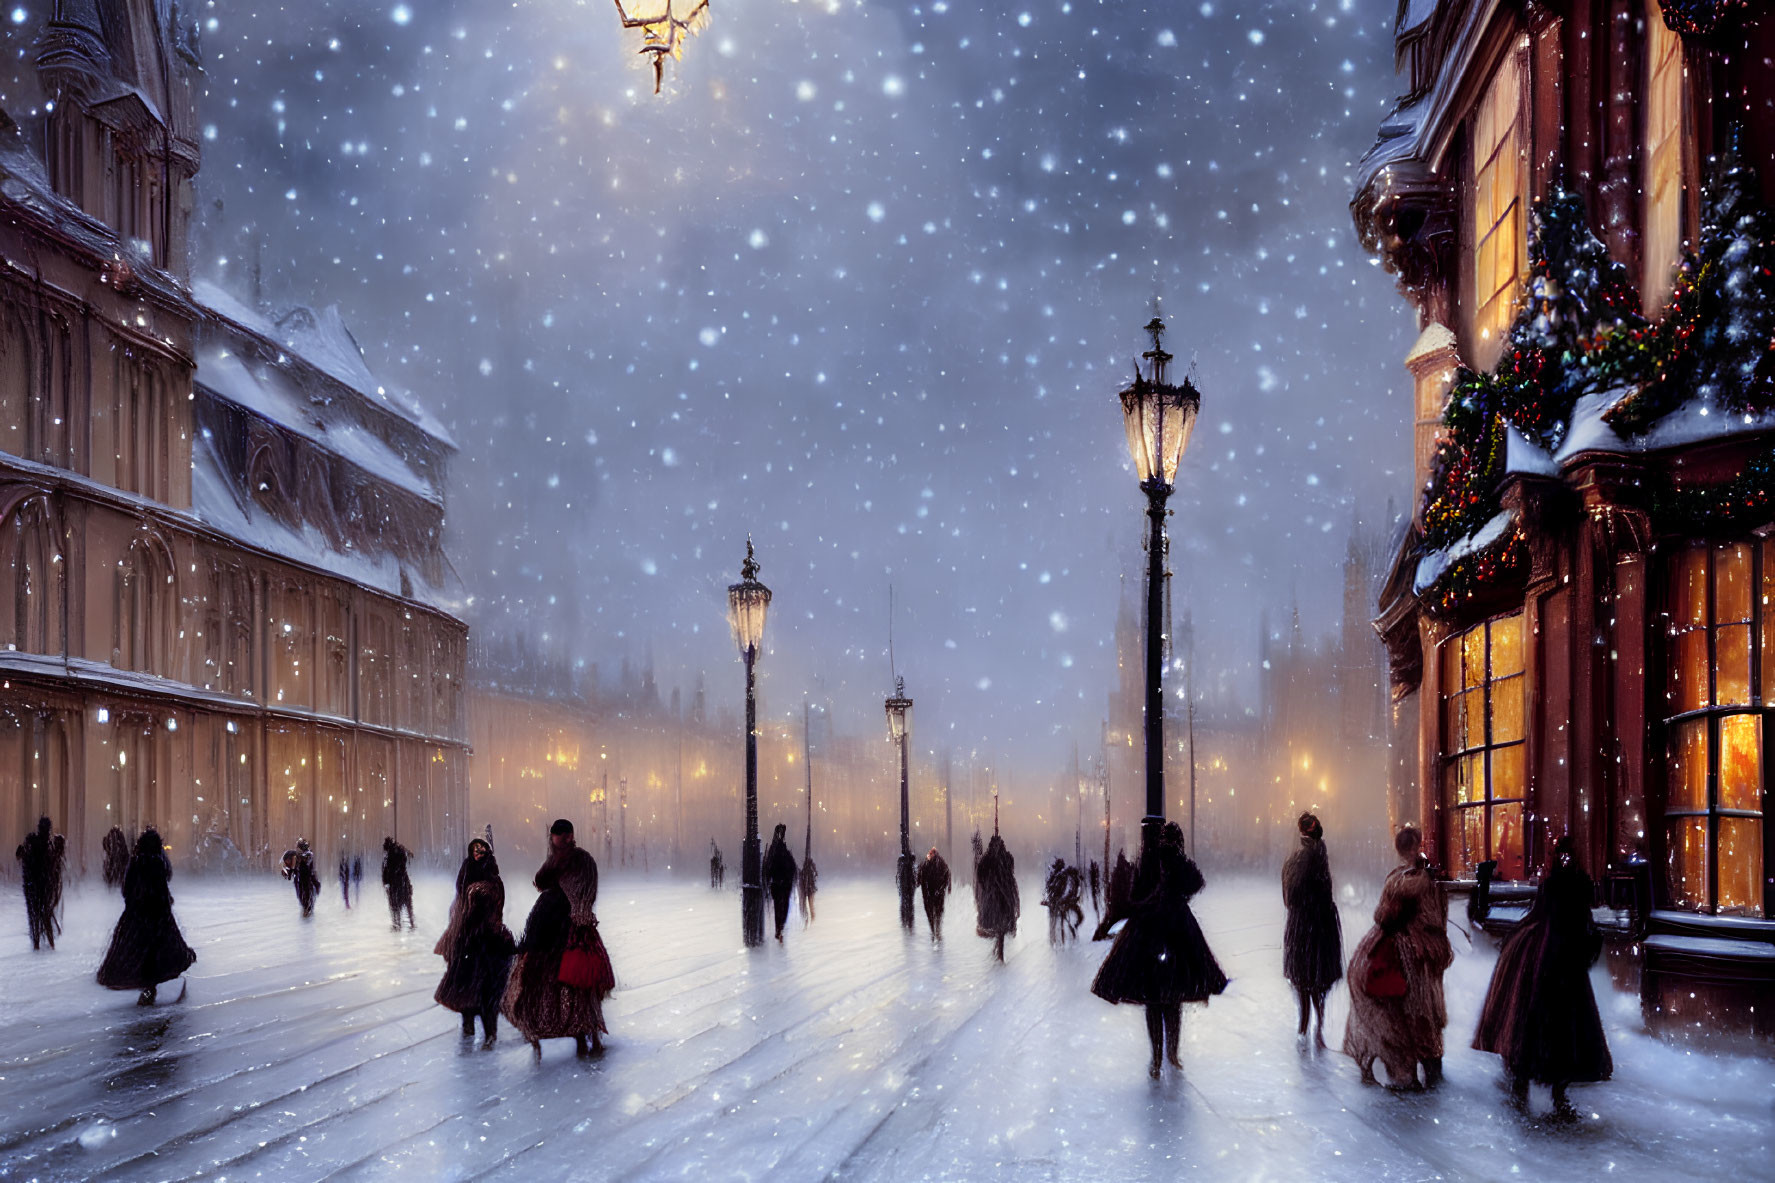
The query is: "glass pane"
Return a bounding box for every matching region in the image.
[1441,761,1458,814]
[1490,614,1524,678]
[1719,713,1762,812]
[1718,817,1764,918]
[1763,538,1775,698]
[1716,542,1753,623]
[1490,801,1525,881]
[1668,629,1708,715]
[1457,753,1485,805]
[1445,692,1464,753]
[1667,717,1709,812]
[1491,743,1526,801]
[1717,624,1752,706]
[1666,817,1710,911]
[1462,627,1486,690]
[1492,674,1525,744]
[1457,806,1487,879]
[1464,688,1487,750]
[1671,545,1707,627]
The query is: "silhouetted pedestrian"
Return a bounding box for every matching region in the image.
[16,817,63,950]
[338,851,353,909]
[1091,823,1227,1077]
[282,838,320,917]
[102,826,131,892]
[763,823,798,942]
[436,880,515,1047]
[916,847,951,939]
[975,833,1019,962]
[1474,836,1612,1113]
[1282,812,1343,1046]
[96,829,196,1005]
[382,837,416,930]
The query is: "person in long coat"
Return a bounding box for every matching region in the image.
[382,837,416,930]
[1091,848,1137,941]
[763,823,798,942]
[282,839,321,917]
[502,819,611,1056]
[16,817,63,950]
[797,851,819,924]
[96,829,197,1005]
[102,826,131,892]
[1282,812,1343,1046]
[916,847,951,939]
[1091,822,1228,1077]
[435,880,516,1047]
[1473,836,1612,1112]
[437,835,503,960]
[1344,826,1453,1089]
[974,833,1020,962]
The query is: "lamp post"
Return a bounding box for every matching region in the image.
[727,538,771,947]
[1116,315,1201,873]
[885,677,915,930]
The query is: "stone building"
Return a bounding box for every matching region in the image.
[1356,0,1775,1032]
[0,3,467,873]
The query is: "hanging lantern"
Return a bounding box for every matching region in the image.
[613,0,711,94]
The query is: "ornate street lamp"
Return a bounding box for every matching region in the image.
[727,538,771,947]
[612,0,711,94]
[1116,315,1200,872]
[885,676,916,931]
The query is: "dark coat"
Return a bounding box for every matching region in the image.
[1091,844,1227,1006]
[974,836,1020,938]
[97,835,197,991]
[764,836,798,897]
[435,882,515,1016]
[102,827,131,890]
[383,841,415,908]
[502,844,608,1040]
[1473,860,1613,1085]
[916,852,952,906]
[1281,835,1344,994]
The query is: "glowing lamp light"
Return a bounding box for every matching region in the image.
[1118,316,1200,487]
[885,677,913,741]
[727,537,771,657]
[613,0,711,94]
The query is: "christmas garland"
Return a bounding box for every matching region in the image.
[1420,527,1531,617]
[1651,444,1775,534]
[1658,0,1754,36]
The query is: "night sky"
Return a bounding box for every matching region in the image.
[4,1,1416,764]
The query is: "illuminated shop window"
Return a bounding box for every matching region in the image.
[1468,48,1527,370]
[1663,542,1765,917]
[1440,612,1527,880]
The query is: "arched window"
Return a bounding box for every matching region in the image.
[117,532,176,675]
[0,308,34,461]
[0,495,60,655]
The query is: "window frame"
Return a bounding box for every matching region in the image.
[1659,540,1771,918]
[1641,0,1687,314]
[1466,45,1529,370]
[1439,611,1529,880]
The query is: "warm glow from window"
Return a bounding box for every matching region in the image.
[1663,541,1767,917]
[1469,52,1526,369]
[1440,612,1526,879]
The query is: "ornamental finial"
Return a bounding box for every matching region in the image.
[740,536,760,582]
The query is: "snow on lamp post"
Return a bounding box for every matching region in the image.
[728,538,771,948]
[612,0,710,94]
[1116,315,1200,873]
[885,677,916,931]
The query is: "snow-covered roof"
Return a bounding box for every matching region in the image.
[194,343,440,504]
[190,433,466,618]
[193,278,456,449]
[1403,321,1458,368]
[1414,508,1514,595]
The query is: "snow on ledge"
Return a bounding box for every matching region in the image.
[1414,509,1515,595]
[1505,423,1558,476]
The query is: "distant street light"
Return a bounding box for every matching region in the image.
[885,678,916,931]
[727,538,771,947]
[1116,315,1201,872]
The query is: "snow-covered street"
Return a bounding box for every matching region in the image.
[2,870,1770,1182]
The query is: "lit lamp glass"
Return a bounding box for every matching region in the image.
[1119,316,1201,486]
[727,539,771,656]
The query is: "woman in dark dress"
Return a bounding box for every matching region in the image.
[502,820,611,1057]
[974,833,1020,962]
[763,824,798,942]
[97,829,197,1005]
[439,835,502,942]
[382,837,416,930]
[1092,822,1228,1077]
[1473,836,1612,1112]
[435,880,516,1047]
[1281,813,1343,1046]
[282,838,320,916]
